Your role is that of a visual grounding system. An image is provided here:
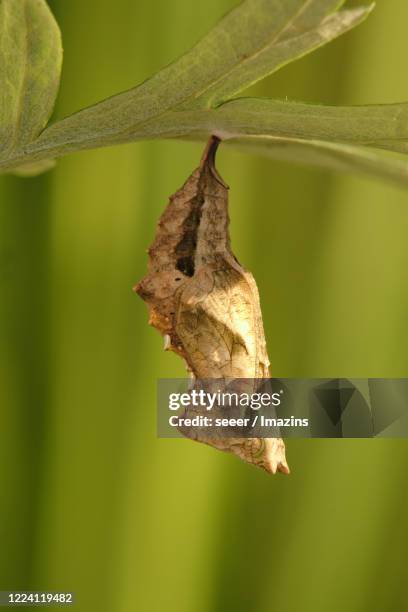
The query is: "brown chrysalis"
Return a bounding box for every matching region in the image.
[135,137,289,474]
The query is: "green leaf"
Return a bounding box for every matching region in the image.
[227,136,408,189]
[3,0,404,190]
[18,97,408,186]
[185,3,374,108]
[0,0,62,159]
[42,96,408,154]
[173,97,408,152]
[17,1,372,158]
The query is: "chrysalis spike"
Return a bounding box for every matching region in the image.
[200,135,229,190]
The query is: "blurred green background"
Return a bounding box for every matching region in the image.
[1,1,408,610]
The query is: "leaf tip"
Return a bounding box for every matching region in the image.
[355,2,376,18]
